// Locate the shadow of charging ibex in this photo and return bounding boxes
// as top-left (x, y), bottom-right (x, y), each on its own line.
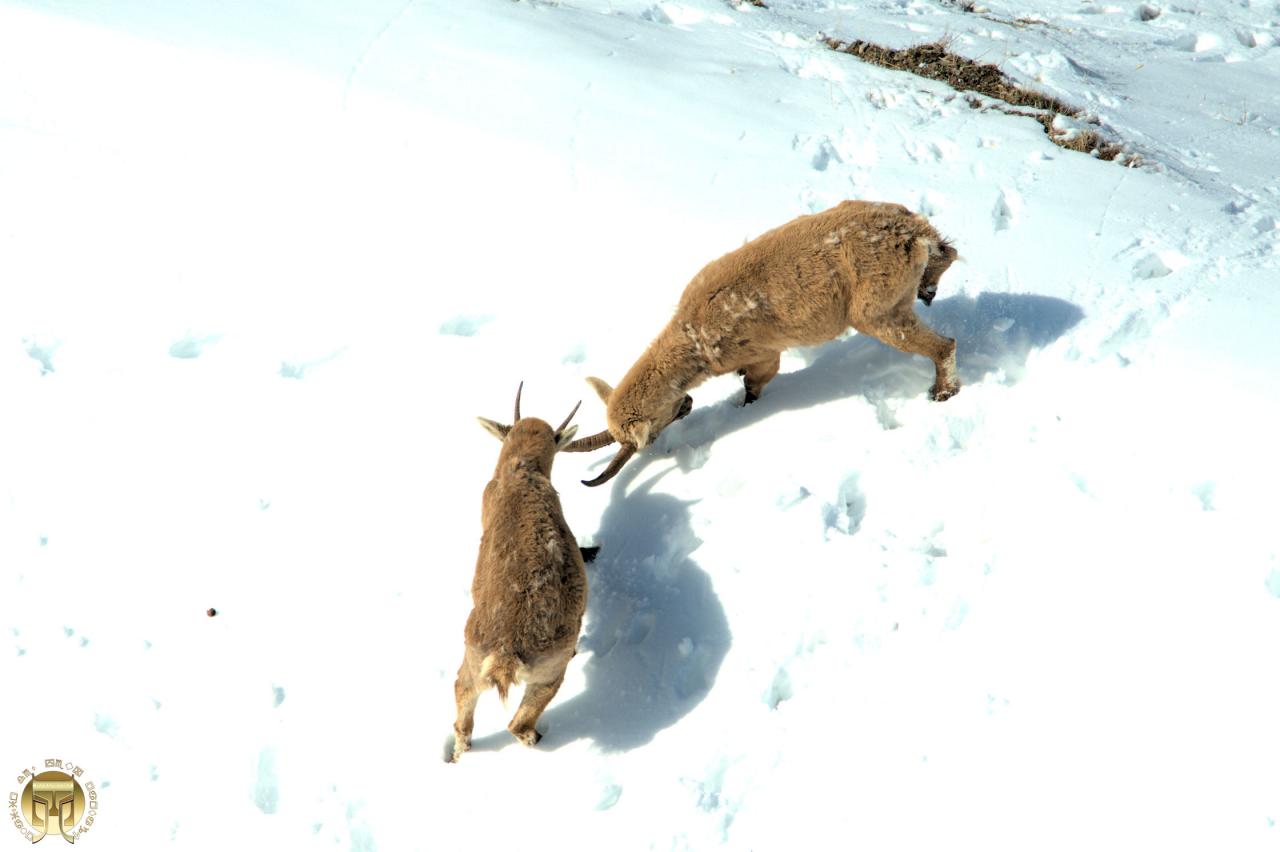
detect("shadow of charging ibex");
top-left (607, 292), bottom-right (1085, 465)
top-left (530, 465), bottom-right (731, 752)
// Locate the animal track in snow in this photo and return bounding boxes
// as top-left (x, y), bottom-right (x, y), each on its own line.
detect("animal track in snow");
top-left (810, 138), bottom-right (839, 171)
top-left (93, 713), bottom-right (119, 737)
top-left (764, 31), bottom-right (808, 50)
top-left (905, 138), bottom-right (957, 164)
top-left (992, 187), bottom-right (1022, 232)
top-left (795, 131), bottom-right (876, 173)
top-left (1235, 29), bottom-right (1276, 49)
top-left (1132, 249), bottom-right (1190, 279)
top-left (279, 348), bottom-right (346, 380)
top-left (672, 636), bottom-right (715, 699)
top-left (916, 189), bottom-right (948, 217)
top-left (764, 664), bottom-right (793, 709)
top-left (1170, 33), bottom-right (1223, 53)
top-left (623, 610), bottom-right (657, 645)
top-left (253, 747), bottom-right (279, 814)
top-left (1266, 568), bottom-right (1280, 599)
top-left (944, 598), bottom-right (970, 630)
top-left (865, 86), bottom-right (906, 110)
top-left (438, 313), bottom-right (494, 336)
top-left (641, 4), bottom-right (730, 27)
top-left (1136, 4), bottom-right (1161, 22)
top-left (821, 474), bottom-right (866, 539)
top-left (595, 782), bottom-right (623, 811)
top-left (168, 332), bottom-right (222, 359)
top-left (23, 337), bottom-right (58, 374)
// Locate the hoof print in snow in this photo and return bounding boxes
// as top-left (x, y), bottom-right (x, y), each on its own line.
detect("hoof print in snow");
top-left (438, 313), bottom-right (495, 337)
top-left (253, 748), bottom-right (279, 814)
top-left (595, 783), bottom-right (623, 811)
top-left (641, 4), bottom-right (707, 28)
top-left (1132, 249), bottom-right (1189, 279)
top-left (992, 188), bottom-right (1021, 232)
top-left (93, 713), bottom-right (119, 738)
top-left (765, 665), bottom-right (794, 709)
top-left (822, 476), bottom-right (866, 538)
top-left (23, 338), bottom-right (59, 375)
top-left (168, 333), bottom-right (221, 360)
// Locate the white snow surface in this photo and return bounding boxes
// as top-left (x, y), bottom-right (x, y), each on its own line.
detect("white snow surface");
top-left (2, 0), bottom-right (1279, 849)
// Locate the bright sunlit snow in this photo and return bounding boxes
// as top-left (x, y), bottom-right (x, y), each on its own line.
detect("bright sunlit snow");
top-left (2, 0), bottom-right (1278, 849)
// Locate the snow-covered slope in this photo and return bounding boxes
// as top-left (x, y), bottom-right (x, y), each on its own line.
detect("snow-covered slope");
top-left (2, 1), bottom-right (1278, 849)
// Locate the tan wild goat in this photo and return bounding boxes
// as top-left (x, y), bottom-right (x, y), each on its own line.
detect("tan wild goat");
top-left (451, 384), bottom-right (586, 762)
top-left (565, 200), bottom-right (959, 486)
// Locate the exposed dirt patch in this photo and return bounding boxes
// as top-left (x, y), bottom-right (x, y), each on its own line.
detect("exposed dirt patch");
top-left (825, 37), bottom-right (1133, 164)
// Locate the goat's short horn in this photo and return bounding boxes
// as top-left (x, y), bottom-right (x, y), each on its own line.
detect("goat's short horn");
top-left (513, 381), bottom-right (524, 423)
top-left (556, 400), bottom-right (582, 435)
top-left (561, 429), bottom-right (616, 453)
top-left (581, 444), bottom-right (636, 487)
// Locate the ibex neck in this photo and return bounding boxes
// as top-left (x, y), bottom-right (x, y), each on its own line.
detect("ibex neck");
top-left (650, 325), bottom-right (709, 392)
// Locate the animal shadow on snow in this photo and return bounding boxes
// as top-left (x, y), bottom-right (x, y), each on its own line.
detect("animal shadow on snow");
top-left (628, 291), bottom-right (1084, 459)
top-left (467, 465), bottom-right (731, 754)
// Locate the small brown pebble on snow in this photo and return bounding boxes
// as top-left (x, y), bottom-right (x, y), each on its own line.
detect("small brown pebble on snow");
top-left (207, 608), bottom-right (217, 617)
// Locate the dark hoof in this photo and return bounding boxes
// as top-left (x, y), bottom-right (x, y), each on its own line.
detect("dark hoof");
top-left (533, 730), bottom-right (543, 745)
top-left (674, 394), bottom-right (693, 421)
top-left (579, 545), bottom-right (600, 563)
top-left (930, 384), bottom-right (960, 402)
top-left (742, 390), bottom-right (758, 406)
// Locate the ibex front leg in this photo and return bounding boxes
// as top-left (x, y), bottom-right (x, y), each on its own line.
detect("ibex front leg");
top-left (855, 304), bottom-right (959, 402)
top-left (450, 650), bottom-right (482, 762)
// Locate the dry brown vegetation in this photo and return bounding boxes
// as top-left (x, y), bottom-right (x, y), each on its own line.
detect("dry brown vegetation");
top-left (825, 37), bottom-right (1132, 164)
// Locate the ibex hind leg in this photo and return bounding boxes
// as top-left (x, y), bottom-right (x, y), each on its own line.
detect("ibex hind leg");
top-left (506, 647), bottom-right (575, 747)
top-left (739, 353), bottom-right (781, 405)
top-left (507, 671), bottom-right (567, 747)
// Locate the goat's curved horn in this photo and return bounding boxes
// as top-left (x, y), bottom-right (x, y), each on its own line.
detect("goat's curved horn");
top-left (561, 429), bottom-right (616, 453)
top-left (556, 400), bottom-right (582, 435)
top-left (581, 444), bottom-right (636, 487)
top-left (513, 381), bottom-right (524, 423)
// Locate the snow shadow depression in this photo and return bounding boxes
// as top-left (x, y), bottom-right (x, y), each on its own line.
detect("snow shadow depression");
top-left (539, 466), bottom-right (730, 752)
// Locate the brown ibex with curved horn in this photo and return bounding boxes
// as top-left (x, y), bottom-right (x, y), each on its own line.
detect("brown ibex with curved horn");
top-left (564, 200), bottom-right (959, 486)
top-left (450, 383), bottom-right (587, 762)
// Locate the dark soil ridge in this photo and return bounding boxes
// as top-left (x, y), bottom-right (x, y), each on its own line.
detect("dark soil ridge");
top-left (824, 37), bottom-right (1133, 164)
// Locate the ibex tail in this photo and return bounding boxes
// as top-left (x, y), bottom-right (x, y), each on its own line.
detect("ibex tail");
top-left (479, 651), bottom-right (520, 706)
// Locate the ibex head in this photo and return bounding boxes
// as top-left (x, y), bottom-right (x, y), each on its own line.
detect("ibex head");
top-left (477, 382), bottom-right (581, 476)
top-left (561, 375), bottom-right (692, 487)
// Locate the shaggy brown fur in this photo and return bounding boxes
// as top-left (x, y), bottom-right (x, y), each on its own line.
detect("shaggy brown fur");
top-left (566, 200), bottom-right (959, 486)
top-left (450, 392), bottom-right (586, 762)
